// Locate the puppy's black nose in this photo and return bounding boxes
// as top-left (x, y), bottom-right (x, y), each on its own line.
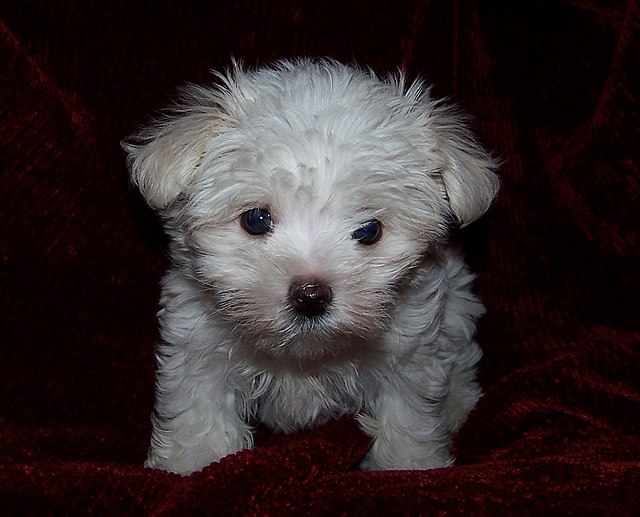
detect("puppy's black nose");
top-left (289, 280), bottom-right (333, 317)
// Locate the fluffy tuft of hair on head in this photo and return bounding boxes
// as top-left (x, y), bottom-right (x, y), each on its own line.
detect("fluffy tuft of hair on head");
top-left (124, 58), bottom-right (498, 222)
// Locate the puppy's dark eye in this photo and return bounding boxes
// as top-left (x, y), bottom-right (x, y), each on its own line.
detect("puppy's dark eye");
top-left (240, 208), bottom-right (273, 235)
top-left (352, 219), bottom-right (383, 245)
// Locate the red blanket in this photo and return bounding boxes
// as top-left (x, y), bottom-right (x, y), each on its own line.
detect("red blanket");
top-left (2, 1), bottom-right (638, 514)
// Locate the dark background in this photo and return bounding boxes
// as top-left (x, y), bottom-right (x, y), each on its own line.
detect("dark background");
top-left (1, 1), bottom-right (638, 513)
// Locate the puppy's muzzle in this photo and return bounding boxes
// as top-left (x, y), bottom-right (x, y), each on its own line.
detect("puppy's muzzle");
top-left (289, 280), bottom-right (332, 317)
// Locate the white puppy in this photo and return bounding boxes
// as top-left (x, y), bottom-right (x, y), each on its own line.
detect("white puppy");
top-left (123, 59), bottom-right (499, 475)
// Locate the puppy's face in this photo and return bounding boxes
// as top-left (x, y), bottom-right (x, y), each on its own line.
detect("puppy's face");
top-left (124, 60), bottom-right (498, 362)
top-left (180, 120), bottom-right (448, 361)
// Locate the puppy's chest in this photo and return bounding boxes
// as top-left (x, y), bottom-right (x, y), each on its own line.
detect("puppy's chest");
top-left (247, 368), bottom-right (372, 433)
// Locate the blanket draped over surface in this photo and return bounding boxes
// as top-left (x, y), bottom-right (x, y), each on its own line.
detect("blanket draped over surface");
top-left (1, 1), bottom-right (638, 514)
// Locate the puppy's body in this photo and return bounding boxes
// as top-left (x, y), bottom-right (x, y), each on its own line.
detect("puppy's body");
top-left (125, 59), bottom-right (498, 475)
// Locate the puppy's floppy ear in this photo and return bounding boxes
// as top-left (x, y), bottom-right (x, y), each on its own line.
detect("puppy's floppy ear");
top-left (122, 85), bottom-right (234, 210)
top-left (430, 105), bottom-right (500, 227)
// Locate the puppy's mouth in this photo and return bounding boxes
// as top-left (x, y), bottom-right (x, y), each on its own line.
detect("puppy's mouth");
top-left (287, 311), bottom-right (335, 338)
top-left (212, 277), bottom-right (393, 361)
top-left (267, 313), bottom-right (371, 364)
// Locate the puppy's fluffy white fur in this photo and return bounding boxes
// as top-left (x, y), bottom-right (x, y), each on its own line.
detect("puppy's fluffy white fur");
top-left (123, 59), bottom-right (499, 475)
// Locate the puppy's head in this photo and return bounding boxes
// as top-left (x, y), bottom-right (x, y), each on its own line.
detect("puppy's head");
top-left (123, 59), bottom-right (498, 362)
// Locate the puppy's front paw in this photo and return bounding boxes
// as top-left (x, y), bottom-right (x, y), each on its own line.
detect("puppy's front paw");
top-left (359, 443), bottom-right (453, 471)
top-left (357, 412), bottom-right (454, 471)
top-left (146, 420), bottom-right (253, 475)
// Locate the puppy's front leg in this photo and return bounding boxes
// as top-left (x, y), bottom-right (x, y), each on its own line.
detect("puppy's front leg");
top-left (358, 379), bottom-right (454, 471)
top-left (146, 271), bottom-right (253, 475)
top-left (146, 358), bottom-right (252, 475)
